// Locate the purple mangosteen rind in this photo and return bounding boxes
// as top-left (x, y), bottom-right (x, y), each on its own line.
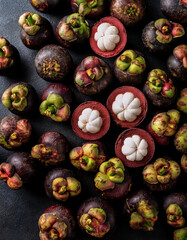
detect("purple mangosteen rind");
top-left (109, 0), bottom-right (146, 27)
top-left (30, 0), bottom-right (61, 13)
top-left (74, 56), bottom-right (113, 96)
top-left (160, 0), bottom-right (187, 24)
top-left (34, 44), bottom-right (73, 82)
top-left (2, 82), bottom-right (37, 116)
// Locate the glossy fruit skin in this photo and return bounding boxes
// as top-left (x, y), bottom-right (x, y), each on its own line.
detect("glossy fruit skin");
top-left (31, 131), bottom-right (69, 166)
top-left (30, 0), bottom-right (61, 13)
top-left (38, 204), bottom-right (76, 240)
top-left (0, 115), bottom-right (32, 150)
top-left (160, 0), bottom-right (187, 24)
top-left (34, 44), bottom-right (73, 82)
top-left (44, 168), bottom-right (81, 201)
top-left (110, 0), bottom-right (146, 27)
top-left (2, 82), bottom-right (37, 116)
top-left (77, 197), bottom-right (116, 237)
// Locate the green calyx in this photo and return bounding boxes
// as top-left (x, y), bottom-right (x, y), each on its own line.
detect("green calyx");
top-left (77, 0), bottom-right (103, 16)
top-left (177, 88), bottom-right (187, 114)
top-left (181, 154), bottom-right (187, 173)
top-left (80, 155), bottom-right (96, 171)
top-left (116, 50), bottom-right (146, 74)
top-left (147, 69), bottom-right (167, 94)
top-left (166, 204), bottom-right (185, 228)
top-left (94, 158), bottom-right (125, 191)
top-left (174, 227), bottom-right (187, 240)
top-left (130, 200), bottom-right (158, 231)
top-left (80, 208), bottom-right (110, 238)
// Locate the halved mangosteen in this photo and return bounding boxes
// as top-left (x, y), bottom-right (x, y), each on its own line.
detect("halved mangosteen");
top-left (38, 204), bottom-right (76, 240)
top-left (90, 16), bottom-right (127, 58)
top-left (69, 141), bottom-right (107, 171)
top-left (142, 18), bottom-right (185, 53)
top-left (114, 49), bottom-right (146, 86)
top-left (71, 101), bottom-right (110, 140)
top-left (160, 0), bottom-right (187, 24)
top-left (143, 157), bottom-right (181, 191)
top-left (163, 192), bottom-right (187, 228)
top-left (123, 189), bottom-right (159, 231)
top-left (106, 86), bottom-right (148, 128)
top-left (94, 157), bottom-right (132, 199)
top-left (77, 197), bottom-right (116, 238)
top-left (115, 128), bottom-right (155, 168)
top-left (74, 56), bottom-right (112, 95)
top-left (39, 83), bottom-right (73, 122)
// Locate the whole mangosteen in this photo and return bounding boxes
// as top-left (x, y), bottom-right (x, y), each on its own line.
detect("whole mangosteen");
top-left (45, 168), bottom-right (81, 202)
top-left (123, 189), bottom-right (159, 231)
top-left (2, 82), bottom-right (37, 116)
top-left (142, 18), bottom-right (185, 53)
top-left (69, 141), bottom-right (107, 171)
top-left (39, 83), bottom-right (73, 122)
top-left (143, 69), bottom-right (176, 108)
top-left (174, 124), bottom-right (187, 154)
top-left (114, 49), bottom-right (146, 86)
top-left (74, 56), bottom-right (112, 95)
top-left (174, 227), bottom-right (187, 240)
top-left (38, 205), bottom-right (76, 240)
top-left (34, 44), bottom-right (73, 82)
top-left (160, 0), bottom-right (187, 24)
top-left (31, 131), bottom-right (69, 166)
top-left (77, 197), bottom-right (116, 238)
top-left (143, 157), bottom-right (181, 191)
top-left (71, 0), bottom-right (106, 19)
top-left (18, 12), bottom-right (53, 49)
top-left (0, 115), bottom-right (32, 150)
top-left (110, 0), bottom-right (146, 27)
top-left (163, 192), bottom-right (187, 228)
top-left (30, 0), bottom-right (62, 13)
top-left (55, 13), bottom-right (90, 49)
top-left (94, 157), bottom-right (132, 199)
top-left (0, 152), bottom-right (38, 190)
top-left (167, 45), bottom-right (187, 84)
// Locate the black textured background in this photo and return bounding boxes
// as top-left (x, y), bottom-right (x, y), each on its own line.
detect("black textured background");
top-left (0, 0), bottom-right (186, 240)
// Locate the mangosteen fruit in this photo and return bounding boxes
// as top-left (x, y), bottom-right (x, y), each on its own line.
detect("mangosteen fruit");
top-left (30, 0), bottom-right (61, 13)
top-left (163, 192), bottom-right (187, 228)
top-left (39, 83), bottom-right (73, 122)
top-left (143, 69), bottom-right (176, 108)
top-left (55, 13), bottom-right (90, 49)
top-left (77, 197), bottom-right (116, 237)
top-left (38, 205), bottom-right (76, 240)
top-left (0, 152), bottom-right (38, 190)
top-left (114, 49), bottom-right (146, 86)
top-left (69, 141), bottom-right (107, 171)
top-left (110, 0), bottom-right (146, 27)
top-left (0, 115), bottom-right (32, 150)
top-left (45, 168), bottom-right (81, 202)
top-left (106, 86), bottom-right (148, 128)
top-left (143, 157), bottom-right (181, 191)
top-left (71, 101), bottom-right (110, 140)
top-left (115, 128), bottom-right (155, 168)
top-left (142, 18), bottom-right (185, 53)
top-left (18, 12), bottom-right (53, 49)
top-left (177, 88), bottom-right (187, 114)
top-left (174, 227), bottom-right (187, 240)
top-left (34, 44), bottom-right (73, 82)
top-left (94, 157), bottom-right (132, 199)
top-left (146, 110), bottom-right (180, 146)
top-left (160, 0), bottom-right (187, 24)
top-left (90, 16), bottom-right (127, 58)
top-left (74, 56), bottom-right (112, 95)
top-left (2, 82), bottom-right (37, 116)
top-left (71, 0), bottom-right (106, 19)
top-left (123, 189), bottom-right (159, 231)
top-left (167, 45), bottom-right (187, 83)
top-left (181, 154), bottom-right (187, 173)
top-left (174, 124), bottom-right (187, 154)
top-left (0, 37), bottom-right (19, 73)
top-left (31, 131), bottom-right (69, 166)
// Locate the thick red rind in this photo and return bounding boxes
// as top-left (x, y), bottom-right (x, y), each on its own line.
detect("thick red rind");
top-left (106, 86), bottom-right (148, 128)
top-left (115, 128), bottom-right (155, 168)
top-left (71, 101), bottom-right (110, 140)
top-left (90, 16), bottom-right (127, 58)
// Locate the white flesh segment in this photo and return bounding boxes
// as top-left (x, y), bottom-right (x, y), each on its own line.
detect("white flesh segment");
top-left (132, 135), bottom-right (141, 146)
top-left (97, 23), bottom-right (111, 35)
top-left (124, 137), bottom-right (137, 148)
top-left (97, 37), bottom-right (106, 51)
top-left (105, 26), bottom-right (119, 35)
top-left (122, 92), bottom-right (134, 108)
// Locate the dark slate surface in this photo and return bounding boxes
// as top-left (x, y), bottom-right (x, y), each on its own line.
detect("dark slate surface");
top-left (0, 0), bottom-right (186, 240)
